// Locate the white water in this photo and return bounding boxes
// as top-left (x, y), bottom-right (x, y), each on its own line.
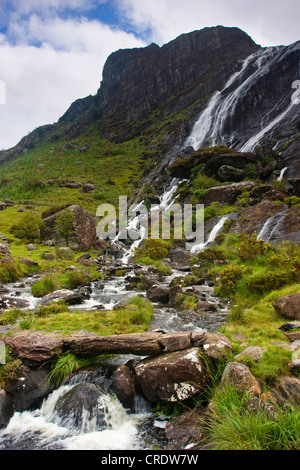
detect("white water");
top-left (186, 46), bottom-right (297, 152)
top-left (256, 211), bottom-right (287, 243)
top-left (190, 215), bottom-right (230, 254)
top-left (0, 378), bottom-right (150, 450)
top-left (277, 167), bottom-right (288, 182)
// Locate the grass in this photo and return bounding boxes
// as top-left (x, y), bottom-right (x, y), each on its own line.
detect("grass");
top-left (207, 384), bottom-right (300, 450)
top-left (17, 295), bottom-right (153, 336)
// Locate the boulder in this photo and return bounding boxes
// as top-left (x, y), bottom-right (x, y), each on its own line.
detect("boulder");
top-left (158, 332), bottom-right (192, 352)
top-left (111, 364), bottom-right (138, 410)
top-left (220, 362), bottom-right (261, 397)
top-left (4, 330), bottom-right (64, 366)
top-left (39, 289), bottom-right (84, 306)
top-left (165, 408), bottom-right (208, 450)
top-left (54, 383), bottom-right (105, 431)
top-left (235, 346), bottom-right (266, 362)
top-left (0, 296), bottom-right (30, 310)
top-left (5, 364), bottom-right (55, 412)
top-left (217, 165), bottom-right (245, 182)
top-left (200, 332), bottom-right (233, 361)
top-left (146, 285), bottom-right (170, 303)
top-left (276, 376), bottom-right (300, 406)
top-left (135, 348), bottom-right (207, 403)
top-left (42, 204), bottom-right (96, 251)
top-left (201, 181), bottom-right (254, 206)
top-left (273, 293), bottom-right (300, 321)
top-left (0, 390), bottom-right (14, 428)
top-left (196, 300), bottom-right (218, 312)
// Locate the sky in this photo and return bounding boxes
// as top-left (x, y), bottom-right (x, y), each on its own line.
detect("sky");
top-left (0, 0), bottom-right (300, 150)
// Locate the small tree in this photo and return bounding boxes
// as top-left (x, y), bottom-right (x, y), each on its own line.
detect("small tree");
top-left (13, 212), bottom-right (45, 241)
top-left (55, 210), bottom-right (75, 246)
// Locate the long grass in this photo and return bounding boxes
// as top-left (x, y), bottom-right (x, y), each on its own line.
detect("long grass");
top-left (207, 385), bottom-right (300, 450)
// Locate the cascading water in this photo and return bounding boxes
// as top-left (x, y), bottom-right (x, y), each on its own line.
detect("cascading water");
top-left (185, 45), bottom-right (299, 152)
top-left (0, 370), bottom-right (151, 450)
top-left (256, 210), bottom-right (287, 243)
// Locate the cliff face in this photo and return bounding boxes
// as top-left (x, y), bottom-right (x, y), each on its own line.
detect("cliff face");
top-left (94, 26), bottom-right (260, 141)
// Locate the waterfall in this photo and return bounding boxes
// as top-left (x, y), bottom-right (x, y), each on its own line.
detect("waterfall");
top-left (190, 215), bottom-right (230, 255)
top-left (256, 211), bottom-right (287, 243)
top-left (185, 45), bottom-right (297, 152)
top-left (119, 178), bottom-right (180, 264)
top-left (277, 167), bottom-right (288, 182)
top-left (0, 372), bottom-right (151, 451)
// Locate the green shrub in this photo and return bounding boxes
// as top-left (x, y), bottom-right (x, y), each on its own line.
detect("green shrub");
top-left (12, 212), bottom-right (45, 241)
top-left (238, 234), bottom-right (275, 261)
top-left (216, 264), bottom-right (254, 297)
top-left (284, 196), bottom-right (300, 207)
top-left (67, 271), bottom-right (90, 289)
top-left (55, 210), bottom-right (75, 246)
top-left (0, 259), bottom-right (21, 283)
top-left (31, 275), bottom-right (59, 298)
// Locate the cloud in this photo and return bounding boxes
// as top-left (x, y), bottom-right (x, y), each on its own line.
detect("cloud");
top-left (116, 0), bottom-right (300, 47)
top-left (0, 13), bottom-right (145, 149)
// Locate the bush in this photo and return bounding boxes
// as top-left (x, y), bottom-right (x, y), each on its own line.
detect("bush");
top-left (67, 271), bottom-right (90, 289)
top-left (238, 234), bottom-right (275, 261)
top-left (31, 275), bottom-right (59, 298)
top-left (55, 210), bottom-right (75, 246)
top-left (0, 259), bottom-right (21, 283)
top-left (217, 264), bottom-right (254, 296)
top-left (246, 268), bottom-right (300, 293)
top-left (136, 239), bottom-right (171, 261)
top-left (12, 212), bottom-right (45, 241)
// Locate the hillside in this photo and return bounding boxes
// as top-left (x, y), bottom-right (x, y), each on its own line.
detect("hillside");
top-left (0, 26), bottom-right (300, 451)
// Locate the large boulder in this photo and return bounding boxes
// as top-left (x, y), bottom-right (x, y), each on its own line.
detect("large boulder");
top-left (5, 364), bottom-right (55, 411)
top-left (42, 205), bottom-right (96, 251)
top-left (53, 383), bottom-right (105, 432)
top-left (4, 330), bottom-right (64, 366)
top-left (135, 348), bottom-right (207, 403)
top-left (0, 390), bottom-right (14, 428)
top-left (38, 289), bottom-right (85, 306)
top-left (146, 285), bottom-right (170, 303)
top-left (111, 363), bottom-right (139, 410)
top-left (273, 293), bottom-right (300, 321)
top-left (165, 408), bottom-right (208, 450)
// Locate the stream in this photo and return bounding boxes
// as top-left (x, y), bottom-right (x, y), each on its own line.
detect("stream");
top-left (0, 181), bottom-right (230, 451)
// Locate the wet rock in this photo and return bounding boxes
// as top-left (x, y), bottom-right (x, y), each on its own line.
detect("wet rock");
top-left (135, 348), bottom-right (207, 403)
top-left (169, 285), bottom-right (182, 306)
top-left (0, 390), bottom-right (14, 428)
top-left (196, 300), bottom-right (218, 312)
top-left (220, 362), bottom-right (261, 397)
top-left (146, 285), bottom-right (170, 303)
top-left (112, 364), bottom-right (138, 410)
top-left (0, 296), bottom-right (30, 310)
top-left (273, 293), bottom-right (300, 321)
top-left (39, 289), bottom-right (84, 306)
top-left (248, 184), bottom-right (288, 205)
top-left (54, 383), bottom-right (105, 431)
top-left (201, 181), bottom-right (254, 206)
top-left (5, 364), bottom-right (55, 412)
top-left (94, 237), bottom-right (108, 252)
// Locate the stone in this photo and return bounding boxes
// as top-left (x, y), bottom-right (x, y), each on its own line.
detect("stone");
top-left (235, 346), bottom-right (266, 362)
top-left (201, 332), bottom-right (233, 361)
top-left (54, 383), bottom-right (105, 431)
top-left (165, 409), bottom-right (208, 450)
top-left (0, 390), bottom-right (14, 428)
top-left (94, 237), bottom-right (108, 252)
top-left (42, 204), bottom-right (96, 251)
top-left (146, 285), bottom-right (170, 303)
top-left (221, 362), bottom-right (261, 397)
top-left (0, 296), bottom-right (30, 310)
top-left (135, 348), bottom-right (207, 403)
top-left (18, 257), bottom-right (39, 267)
top-left (111, 364), bottom-right (137, 410)
top-left (39, 289), bottom-right (84, 306)
top-left (158, 332), bottom-right (192, 352)
top-left (196, 300), bottom-right (217, 312)
top-left (217, 165), bottom-right (245, 182)
top-left (5, 364), bottom-right (55, 412)
top-left (4, 330), bottom-right (64, 366)
top-left (273, 293), bottom-right (300, 321)
top-left (169, 285), bottom-right (183, 306)
top-left (64, 330), bottom-right (163, 357)
top-left (276, 376), bottom-right (300, 406)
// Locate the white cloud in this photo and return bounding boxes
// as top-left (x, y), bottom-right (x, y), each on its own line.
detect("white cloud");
top-left (116, 0), bottom-right (300, 47)
top-left (0, 14), bottom-right (145, 149)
